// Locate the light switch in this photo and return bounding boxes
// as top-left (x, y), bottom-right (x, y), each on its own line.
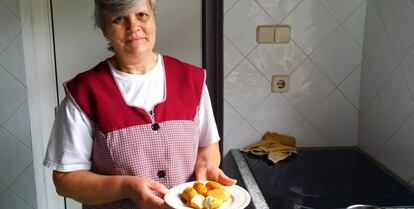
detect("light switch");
top-left (274, 25), bottom-right (291, 43)
top-left (256, 25), bottom-right (274, 43)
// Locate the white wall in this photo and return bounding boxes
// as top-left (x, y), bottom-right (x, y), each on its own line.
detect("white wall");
top-left (358, 0), bottom-right (414, 188)
top-left (223, 0), bottom-right (366, 154)
top-left (0, 0), bottom-right (37, 208)
top-left (223, 0), bottom-right (414, 188)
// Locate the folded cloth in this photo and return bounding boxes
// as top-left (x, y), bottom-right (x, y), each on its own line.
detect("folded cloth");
top-left (241, 131), bottom-right (297, 163)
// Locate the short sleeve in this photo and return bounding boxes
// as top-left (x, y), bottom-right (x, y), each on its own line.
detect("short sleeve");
top-left (43, 96), bottom-right (93, 172)
top-left (198, 83), bottom-right (220, 147)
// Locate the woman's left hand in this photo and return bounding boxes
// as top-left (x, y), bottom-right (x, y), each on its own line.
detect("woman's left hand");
top-left (194, 163), bottom-right (237, 186)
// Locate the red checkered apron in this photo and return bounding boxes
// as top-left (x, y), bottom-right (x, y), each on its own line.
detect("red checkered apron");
top-left (65, 55), bottom-right (205, 209)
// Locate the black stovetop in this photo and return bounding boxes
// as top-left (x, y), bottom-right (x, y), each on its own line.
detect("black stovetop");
top-left (243, 148), bottom-right (414, 209)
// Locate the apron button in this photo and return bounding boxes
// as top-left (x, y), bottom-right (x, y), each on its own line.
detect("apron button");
top-left (151, 123), bottom-right (160, 131)
top-left (157, 170), bottom-right (166, 178)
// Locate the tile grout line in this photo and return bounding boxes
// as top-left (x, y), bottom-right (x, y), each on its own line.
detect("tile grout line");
top-left (340, 0), bottom-right (367, 49)
top-left (223, 34), bottom-right (248, 79)
top-left (0, 31), bottom-right (27, 88)
top-left (223, 0), bottom-right (240, 16)
top-left (372, 109), bottom-right (414, 159)
top-left (1, 98), bottom-right (32, 151)
top-left (0, 0), bottom-right (20, 20)
top-left (7, 162), bottom-right (36, 209)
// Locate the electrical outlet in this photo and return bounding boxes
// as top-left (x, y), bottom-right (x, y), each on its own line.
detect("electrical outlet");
top-left (272, 75), bottom-right (289, 93)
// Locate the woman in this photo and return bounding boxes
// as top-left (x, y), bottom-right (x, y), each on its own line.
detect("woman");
top-left (43, 0), bottom-right (236, 209)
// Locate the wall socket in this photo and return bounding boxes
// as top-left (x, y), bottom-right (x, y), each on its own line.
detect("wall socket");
top-left (272, 75), bottom-right (289, 93)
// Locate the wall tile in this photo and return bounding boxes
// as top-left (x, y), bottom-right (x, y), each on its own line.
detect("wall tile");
top-left (247, 94), bottom-right (303, 136)
top-left (0, 0), bottom-right (20, 18)
top-left (375, 134), bottom-right (401, 179)
top-left (0, 182), bottom-right (5, 194)
top-left (284, 59), bottom-right (335, 116)
top-left (255, 0), bottom-right (302, 23)
top-left (224, 59), bottom-right (270, 117)
top-left (223, 100), bottom-right (243, 139)
top-left (223, 120), bottom-right (261, 156)
top-left (358, 97), bottom-right (387, 156)
top-left (365, 29), bottom-right (398, 89)
top-left (359, 69), bottom-right (414, 156)
top-left (374, 0), bottom-right (399, 23)
top-left (284, 0), bottom-right (339, 54)
top-left (0, 66), bottom-right (27, 124)
top-left (248, 41), bottom-right (306, 79)
top-left (0, 128), bottom-right (32, 186)
top-left (320, 0), bottom-right (364, 23)
top-left (339, 66), bottom-right (361, 109)
top-left (224, 0), bottom-right (365, 157)
top-left (10, 164), bottom-right (37, 209)
top-left (0, 34), bottom-right (26, 86)
top-left (362, 0), bottom-right (383, 57)
top-left (378, 68), bottom-right (414, 135)
top-left (400, 46), bottom-right (414, 99)
top-left (0, 4), bottom-right (20, 53)
top-left (335, 124), bottom-right (358, 146)
top-left (223, 0), bottom-right (239, 14)
top-left (4, 101), bottom-right (31, 148)
top-left (384, 0), bottom-right (414, 62)
top-left (289, 119), bottom-right (330, 147)
top-left (0, 190), bottom-right (33, 209)
top-left (223, 36), bottom-right (244, 78)
top-left (0, 1), bottom-right (35, 208)
top-left (359, 60), bottom-right (378, 115)
top-left (310, 27), bottom-right (362, 85)
top-left (307, 90), bottom-right (358, 145)
top-left (342, 1), bottom-right (367, 47)
top-left (379, 112), bottom-right (414, 183)
top-left (224, 0), bottom-right (274, 55)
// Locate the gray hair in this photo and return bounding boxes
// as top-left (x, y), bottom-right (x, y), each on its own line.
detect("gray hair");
top-left (94, 0), bottom-right (157, 30)
top-left (94, 0), bottom-right (157, 51)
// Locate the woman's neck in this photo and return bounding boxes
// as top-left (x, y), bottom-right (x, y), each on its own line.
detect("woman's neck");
top-left (111, 52), bottom-right (158, 75)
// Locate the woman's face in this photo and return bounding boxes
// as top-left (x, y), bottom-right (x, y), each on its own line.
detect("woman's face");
top-left (104, 4), bottom-right (156, 58)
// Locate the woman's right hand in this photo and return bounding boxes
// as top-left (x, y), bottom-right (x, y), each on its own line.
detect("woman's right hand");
top-left (124, 176), bottom-right (169, 209)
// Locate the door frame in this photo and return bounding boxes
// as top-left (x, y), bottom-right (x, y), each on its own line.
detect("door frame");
top-left (203, 0), bottom-right (224, 157)
top-left (22, 0), bottom-right (223, 208)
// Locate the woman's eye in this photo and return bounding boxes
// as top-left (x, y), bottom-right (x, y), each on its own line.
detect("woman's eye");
top-left (137, 12), bottom-right (150, 21)
top-left (112, 16), bottom-right (125, 24)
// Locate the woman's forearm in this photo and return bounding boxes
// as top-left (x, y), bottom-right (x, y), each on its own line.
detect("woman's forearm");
top-left (194, 142), bottom-right (237, 186)
top-left (196, 142), bottom-right (221, 168)
top-left (53, 170), bottom-right (131, 205)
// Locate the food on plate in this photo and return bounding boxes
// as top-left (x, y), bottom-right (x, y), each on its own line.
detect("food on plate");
top-left (206, 181), bottom-right (225, 191)
top-left (193, 181), bottom-right (208, 196)
top-left (206, 188), bottom-right (231, 202)
top-left (181, 187), bottom-right (199, 203)
top-left (180, 181), bottom-right (231, 209)
top-left (188, 194), bottom-right (205, 209)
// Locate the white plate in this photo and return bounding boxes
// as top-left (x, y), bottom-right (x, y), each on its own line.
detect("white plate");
top-left (164, 181), bottom-right (251, 209)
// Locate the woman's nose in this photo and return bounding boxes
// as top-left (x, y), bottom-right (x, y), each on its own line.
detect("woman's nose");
top-left (128, 17), bottom-right (141, 32)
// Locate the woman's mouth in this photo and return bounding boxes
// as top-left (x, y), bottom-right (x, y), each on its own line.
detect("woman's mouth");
top-left (126, 37), bottom-right (145, 44)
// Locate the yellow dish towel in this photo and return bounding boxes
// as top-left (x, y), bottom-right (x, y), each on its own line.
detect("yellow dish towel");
top-left (241, 131), bottom-right (297, 163)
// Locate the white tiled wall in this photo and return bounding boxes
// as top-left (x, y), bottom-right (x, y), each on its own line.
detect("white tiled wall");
top-left (0, 0), bottom-right (37, 208)
top-left (224, 0), bottom-right (366, 154)
top-left (359, 0), bottom-right (414, 187)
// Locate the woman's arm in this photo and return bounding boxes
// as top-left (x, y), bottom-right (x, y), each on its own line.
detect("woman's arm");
top-left (194, 142), bottom-right (237, 186)
top-left (53, 170), bottom-right (168, 208)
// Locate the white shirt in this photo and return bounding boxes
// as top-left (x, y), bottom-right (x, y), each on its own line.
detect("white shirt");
top-left (43, 54), bottom-right (220, 172)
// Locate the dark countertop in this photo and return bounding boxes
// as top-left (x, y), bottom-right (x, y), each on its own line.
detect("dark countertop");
top-left (222, 148), bottom-right (414, 209)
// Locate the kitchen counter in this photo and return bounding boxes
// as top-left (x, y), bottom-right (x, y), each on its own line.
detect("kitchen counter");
top-left (222, 148), bottom-right (414, 209)
top-left (222, 149), bottom-right (269, 209)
